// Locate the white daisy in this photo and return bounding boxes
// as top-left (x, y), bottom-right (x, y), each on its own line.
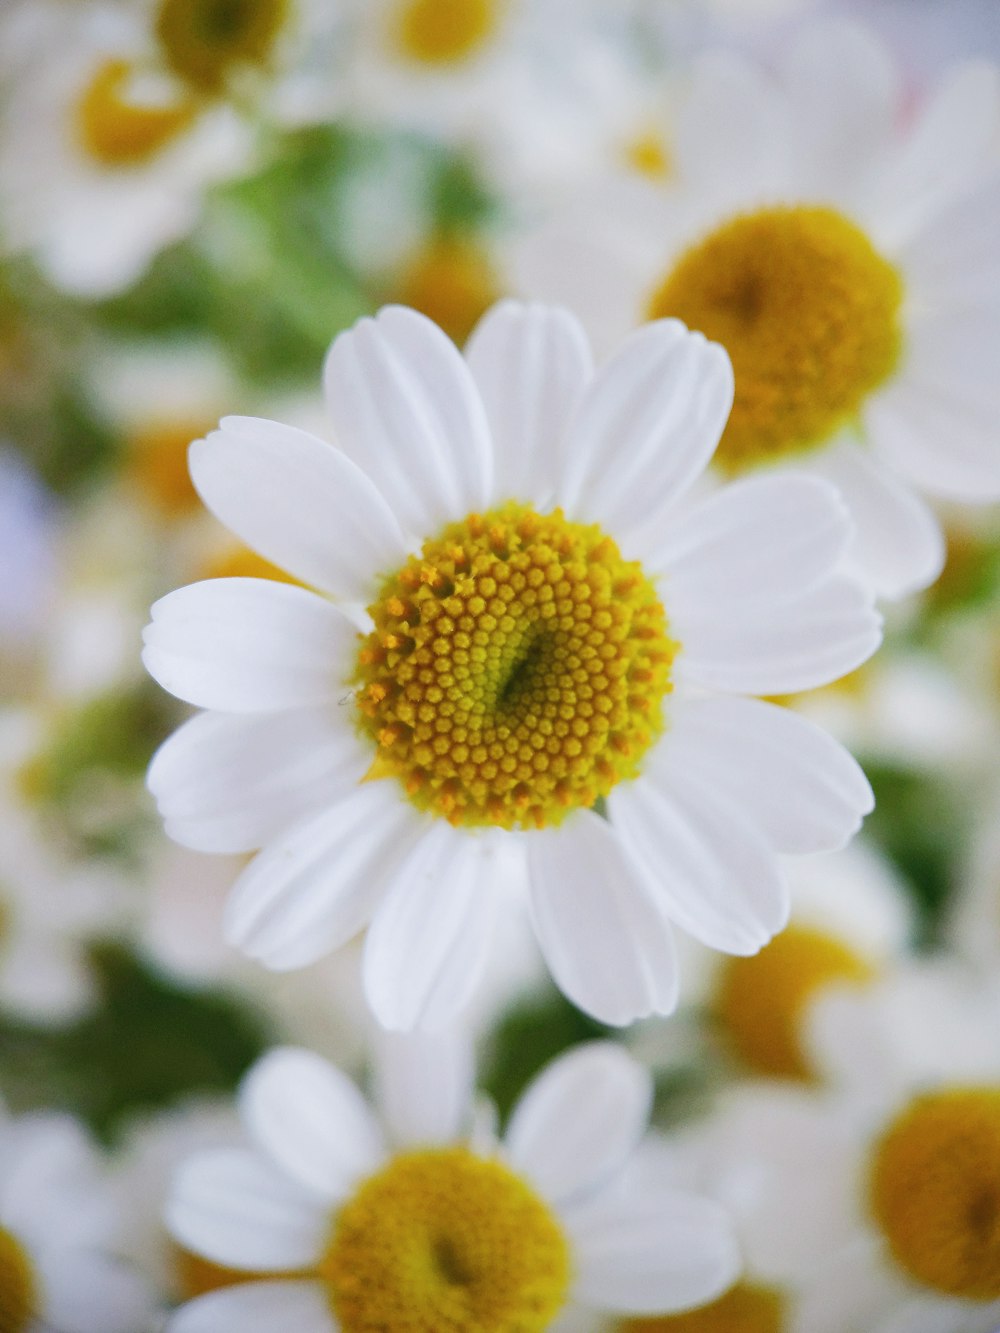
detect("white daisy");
top-left (143, 300), bottom-right (880, 1031)
top-left (514, 20), bottom-right (1000, 599)
top-left (166, 1036), bottom-right (741, 1330)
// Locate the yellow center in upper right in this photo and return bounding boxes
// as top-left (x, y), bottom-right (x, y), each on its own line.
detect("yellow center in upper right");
top-left (647, 205), bottom-right (903, 473)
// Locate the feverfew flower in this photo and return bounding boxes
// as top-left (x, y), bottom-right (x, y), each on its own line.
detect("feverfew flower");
top-left (143, 300), bottom-right (880, 1030)
top-left (515, 21), bottom-right (1000, 598)
top-left (166, 1038), bottom-right (741, 1330)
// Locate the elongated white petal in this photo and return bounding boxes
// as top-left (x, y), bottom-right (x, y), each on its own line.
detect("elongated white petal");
top-left (898, 177), bottom-right (1000, 306)
top-left (374, 1029), bottom-right (475, 1148)
top-left (465, 301), bottom-right (593, 504)
top-left (322, 306), bottom-right (492, 540)
top-left (166, 1148), bottom-right (325, 1271)
top-left (555, 322), bottom-right (733, 543)
top-left (167, 1282), bottom-right (334, 1333)
top-left (143, 579), bottom-right (356, 712)
top-left (224, 783), bottom-right (425, 970)
top-left (147, 709), bottom-right (370, 854)
top-left (189, 416), bottom-right (407, 601)
top-left (36, 1252), bottom-right (154, 1333)
top-left (240, 1048), bottom-right (384, 1200)
top-left (362, 824), bottom-right (503, 1031)
top-left (505, 1043), bottom-right (652, 1206)
top-left (656, 696), bottom-right (873, 855)
top-left (526, 812), bottom-right (679, 1026)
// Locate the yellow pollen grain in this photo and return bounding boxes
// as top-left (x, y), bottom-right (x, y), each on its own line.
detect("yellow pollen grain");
top-left (353, 503), bottom-right (675, 830)
top-left (0, 1226), bottom-right (37, 1333)
top-left (156, 0), bottom-right (289, 94)
top-left (619, 1281), bottom-right (786, 1332)
top-left (713, 925), bottom-right (874, 1080)
top-left (320, 1146), bottom-right (571, 1332)
top-left (393, 0), bottom-right (500, 66)
top-left (869, 1087), bottom-right (1000, 1300)
top-left (393, 235), bottom-right (501, 347)
top-left (76, 59), bottom-right (196, 167)
top-left (647, 205), bottom-right (904, 473)
top-left (623, 129), bottom-right (673, 181)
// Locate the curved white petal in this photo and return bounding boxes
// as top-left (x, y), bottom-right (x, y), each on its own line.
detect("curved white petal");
top-left (374, 1029), bottom-right (475, 1149)
top-left (36, 1251), bottom-right (154, 1333)
top-left (224, 783), bottom-right (425, 971)
top-left (189, 416), bottom-right (407, 601)
top-left (555, 321), bottom-right (733, 545)
top-left (465, 300), bottom-right (593, 505)
top-left (322, 305), bottom-right (492, 540)
top-left (167, 1281), bottom-right (333, 1333)
top-left (898, 177), bottom-right (1000, 307)
top-left (505, 1042), bottom-right (651, 1207)
top-left (656, 696), bottom-right (873, 855)
top-left (362, 824), bottom-right (504, 1031)
top-left (526, 812), bottom-right (679, 1026)
top-left (147, 709), bottom-right (370, 854)
top-left (142, 579), bottom-right (356, 713)
top-left (166, 1149), bottom-right (325, 1271)
top-left (239, 1048), bottom-right (385, 1201)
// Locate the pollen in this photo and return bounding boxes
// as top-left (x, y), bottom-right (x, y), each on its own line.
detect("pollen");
top-left (619, 1281), bottom-right (785, 1332)
top-left (0, 1226), bottom-right (36, 1333)
top-left (393, 0), bottom-right (500, 66)
top-left (76, 59), bottom-right (195, 167)
top-left (647, 206), bottom-right (903, 473)
top-left (155, 0), bottom-right (289, 94)
top-left (353, 503), bottom-right (675, 830)
top-left (712, 925), bottom-right (874, 1080)
top-left (320, 1146), bottom-right (571, 1332)
top-left (393, 235), bottom-right (501, 347)
top-left (869, 1087), bottom-right (1000, 1300)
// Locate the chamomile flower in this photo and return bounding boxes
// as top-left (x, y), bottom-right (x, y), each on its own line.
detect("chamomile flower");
top-left (166, 1037), bottom-right (741, 1330)
top-left (514, 20), bottom-right (1000, 599)
top-left (143, 300), bottom-right (880, 1031)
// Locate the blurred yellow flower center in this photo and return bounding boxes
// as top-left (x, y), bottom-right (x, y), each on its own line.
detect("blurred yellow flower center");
top-left (393, 236), bottom-right (501, 347)
top-left (394, 0), bottom-right (500, 66)
top-left (156, 0), bottom-right (289, 93)
top-left (713, 925), bottom-right (874, 1080)
top-left (354, 503), bottom-right (674, 830)
top-left (620, 1282), bottom-right (786, 1332)
top-left (647, 206), bottom-right (903, 473)
top-left (126, 418), bottom-right (214, 517)
top-left (623, 129), bottom-right (673, 181)
top-left (321, 1146), bottom-right (571, 1331)
top-left (0, 1227), bottom-right (36, 1333)
top-left (76, 60), bottom-right (195, 167)
top-left (869, 1087), bottom-right (1000, 1299)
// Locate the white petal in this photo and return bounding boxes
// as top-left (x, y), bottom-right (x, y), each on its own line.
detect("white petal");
top-left (555, 322), bottom-right (733, 545)
top-left (167, 1282), bottom-right (333, 1333)
top-left (374, 1029), bottom-right (475, 1148)
top-left (505, 1043), bottom-right (651, 1206)
top-left (189, 416), bottom-right (406, 601)
top-left (674, 573), bottom-right (882, 696)
top-left (526, 812), bottom-right (679, 1026)
top-left (142, 579), bottom-right (355, 712)
top-left (654, 474), bottom-right (852, 607)
top-left (166, 1148), bottom-right (325, 1271)
top-left (224, 783), bottom-right (425, 970)
top-left (807, 439), bottom-right (945, 599)
top-left (322, 305), bottom-right (492, 540)
top-left (36, 1251), bottom-right (154, 1333)
top-left (608, 768), bottom-right (788, 954)
top-left (239, 1048), bottom-right (385, 1200)
top-left (898, 177), bottom-right (1000, 306)
top-left (147, 709), bottom-right (370, 854)
top-left (464, 300), bottom-right (593, 505)
top-left (567, 1186), bottom-right (740, 1315)
top-left (362, 825), bottom-right (503, 1031)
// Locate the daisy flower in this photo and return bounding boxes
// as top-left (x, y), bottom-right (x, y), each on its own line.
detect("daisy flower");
top-left (143, 300), bottom-right (880, 1031)
top-left (166, 1036), bottom-right (741, 1330)
top-left (514, 20), bottom-right (1000, 598)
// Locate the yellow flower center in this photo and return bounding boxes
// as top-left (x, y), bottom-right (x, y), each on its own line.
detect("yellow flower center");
top-left (393, 0), bottom-right (501, 66)
top-left (172, 1244), bottom-right (301, 1299)
top-left (354, 503), bottom-right (674, 830)
top-left (647, 206), bottom-right (904, 473)
top-left (126, 418), bottom-right (215, 517)
top-left (712, 925), bottom-right (874, 1080)
top-left (76, 59), bottom-right (196, 167)
top-left (869, 1087), bottom-right (1000, 1300)
top-left (0, 1227), bottom-right (36, 1333)
top-left (320, 1146), bottom-right (571, 1332)
top-left (623, 129), bottom-right (673, 181)
top-left (619, 1282), bottom-right (786, 1332)
top-left (195, 544), bottom-right (300, 584)
top-left (392, 236), bottom-right (501, 348)
top-left (155, 0), bottom-right (289, 93)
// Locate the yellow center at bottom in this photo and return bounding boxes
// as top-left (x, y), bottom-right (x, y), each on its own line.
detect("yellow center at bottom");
top-left (0, 1227), bottom-right (36, 1333)
top-left (620, 1282), bottom-right (785, 1332)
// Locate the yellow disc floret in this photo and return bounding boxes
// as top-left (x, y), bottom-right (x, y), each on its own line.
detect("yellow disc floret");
top-left (393, 235), bottom-right (501, 347)
top-left (713, 925), bottom-right (874, 1080)
top-left (869, 1087), bottom-right (1000, 1300)
top-left (156, 0), bottom-right (289, 93)
top-left (0, 1227), bottom-right (37, 1333)
top-left (76, 59), bottom-right (195, 167)
top-left (647, 206), bottom-right (903, 472)
top-left (354, 503), bottom-right (675, 830)
top-left (394, 0), bottom-right (500, 66)
top-left (619, 1281), bottom-right (786, 1332)
top-left (321, 1146), bottom-right (571, 1332)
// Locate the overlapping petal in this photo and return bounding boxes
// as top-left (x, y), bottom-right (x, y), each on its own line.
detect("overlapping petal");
top-left (167, 1282), bottom-right (333, 1333)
